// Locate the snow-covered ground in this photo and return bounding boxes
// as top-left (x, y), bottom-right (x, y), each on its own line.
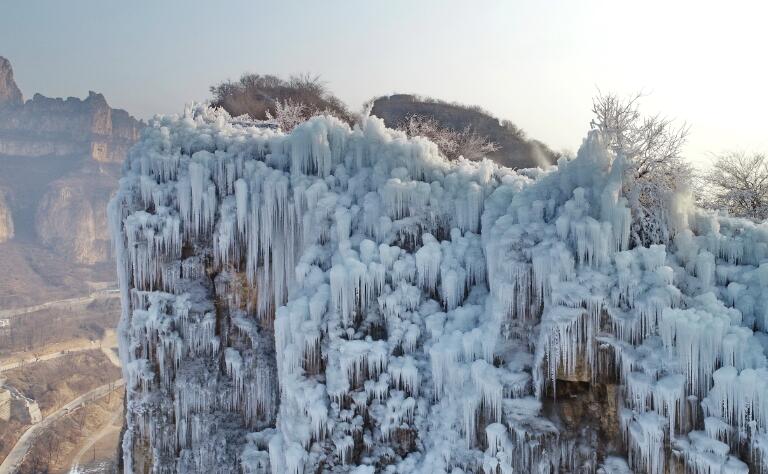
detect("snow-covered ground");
top-left (109, 106), bottom-right (768, 473)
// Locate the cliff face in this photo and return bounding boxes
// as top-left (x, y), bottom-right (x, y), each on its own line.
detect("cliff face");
top-left (111, 107), bottom-right (767, 474)
top-left (35, 172), bottom-right (114, 264)
top-left (0, 187), bottom-right (14, 243)
top-left (0, 56), bottom-right (142, 306)
top-left (0, 57), bottom-right (23, 107)
top-left (0, 91), bottom-right (141, 162)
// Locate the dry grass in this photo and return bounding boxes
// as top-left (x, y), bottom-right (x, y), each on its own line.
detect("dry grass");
top-left (0, 418), bottom-right (26, 464)
top-left (2, 350), bottom-right (121, 415)
top-left (0, 297), bottom-right (120, 357)
top-left (17, 388), bottom-right (123, 474)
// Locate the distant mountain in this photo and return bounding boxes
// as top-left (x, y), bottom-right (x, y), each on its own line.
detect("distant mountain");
top-left (0, 57), bottom-right (23, 107)
top-left (0, 90), bottom-right (140, 162)
top-left (0, 56), bottom-right (142, 307)
top-left (371, 94), bottom-right (558, 168)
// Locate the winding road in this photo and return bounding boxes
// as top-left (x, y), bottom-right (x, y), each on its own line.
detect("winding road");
top-left (0, 330), bottom-right (120, 373)
top-left (0, 289), bottom-right (119, 320)
top-left (0, 380), bottom-right (125, 474)
top-left (69, 408), bottom-right (123, 470)
top-left (0, 326), bottom-right (123, 474)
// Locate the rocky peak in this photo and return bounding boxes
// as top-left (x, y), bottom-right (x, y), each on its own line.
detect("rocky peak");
top-left (86, 90), bottom-right (113, 136)
top-left (0, 56), bottom-right (23, 108)
top-left (0, 83), bottom-right (142, 163)
top-left (0, 58), bottom-right (143, 269)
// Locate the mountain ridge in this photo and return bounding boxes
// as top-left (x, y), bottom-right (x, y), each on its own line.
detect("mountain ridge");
top-left (0, 56), bottom-right (142, 307)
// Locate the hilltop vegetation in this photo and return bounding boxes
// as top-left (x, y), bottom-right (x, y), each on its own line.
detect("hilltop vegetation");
top-left (210, 73), bottom-right (353, 125)
top-left (210, 74), bottom-right (556, 169)
top-left (370, 93), bottom-right (559, 168)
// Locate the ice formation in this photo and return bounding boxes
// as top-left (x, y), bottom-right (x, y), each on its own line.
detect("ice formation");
top-left (110, 105), bottom-right (768, 473)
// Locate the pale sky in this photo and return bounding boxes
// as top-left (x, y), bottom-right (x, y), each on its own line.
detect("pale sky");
top-left (1, 0), bottom-right (765, 166)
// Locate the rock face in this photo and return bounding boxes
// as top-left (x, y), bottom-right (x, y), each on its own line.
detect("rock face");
top-left (35, 172), bottom-right (113, 264)
top-left (112, 107), bottom-right (768, 474)
top-left (371, 94), bottom-right (558, 169)
top-left (0, 56), bottom-right (23, 107)
top-left (0, 91), bottom-right (141, 162)
top-left (0, 56), bottom-right (141, 258)
top-left (0, 187), bottom-right (14, 243)
top-left (0, 56), bottom-right (142, 306)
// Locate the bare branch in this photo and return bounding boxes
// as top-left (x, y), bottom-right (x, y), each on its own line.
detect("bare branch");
top-left (590, 91), bottom-right (692, 246)
top-left (397, 114), bottom-right (498, 161)
top-left (700, 152), bottom-right (768, 220)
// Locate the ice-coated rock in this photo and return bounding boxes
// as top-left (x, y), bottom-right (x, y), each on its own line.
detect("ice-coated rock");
top-left (110, 105), bottom-right (768, 473)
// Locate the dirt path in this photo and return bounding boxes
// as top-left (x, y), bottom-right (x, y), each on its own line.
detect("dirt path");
top-left (98, 333), bottom-right (121, 368)
top-left (0, 290), bottom-right (119, 320)
top-left (0, 380), bottom-right (125, 474)
top-left (68, 408), bottom-right (123, 470)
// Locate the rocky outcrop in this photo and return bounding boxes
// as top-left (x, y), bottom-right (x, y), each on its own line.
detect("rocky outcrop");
top-left (0, 90), bottom-right (142, 163)
top-left (0, 56), bottom-right (142, 306)
top-left (0, 187), bottom-right (13, 243)
top-left (35, 172), bottom-right (112, 264)
top-left (0, 57), bottom-right (22, 107)
top-left (0, 55), bottom-right (141, 166)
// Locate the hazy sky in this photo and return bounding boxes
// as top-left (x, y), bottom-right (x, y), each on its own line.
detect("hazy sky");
top-left (1, 0), bottom-right (766, 166)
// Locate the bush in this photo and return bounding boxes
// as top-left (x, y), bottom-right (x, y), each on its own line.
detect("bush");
top-left (397, 114), bottom-right (498, 161)
top-left (210, 73), bottom-right (352, 131)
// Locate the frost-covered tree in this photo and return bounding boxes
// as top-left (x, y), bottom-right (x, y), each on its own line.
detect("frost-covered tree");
top-left (590, 92), bottom-right (691, 246)
top-left (398, 114), bottom-right (498, 161)
top-left (265, 99), bottom-right (308, 132)
top-left (700, 152), bottom-right (768, 221)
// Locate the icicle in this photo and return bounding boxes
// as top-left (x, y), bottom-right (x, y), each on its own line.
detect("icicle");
top-left (415, 234), bottom-right (442, 292)
top-left (389, 356), bottom-right (419, 396)
top-left (112, 105), bottom-right (768, 474)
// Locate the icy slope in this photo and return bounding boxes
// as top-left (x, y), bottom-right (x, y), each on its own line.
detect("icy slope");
top-left (110, 106), bottom-right (768, 473)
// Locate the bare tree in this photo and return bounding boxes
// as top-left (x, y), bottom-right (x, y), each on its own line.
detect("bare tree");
top-left (265, 99), bottom-right (308, 132)
top-left (590, 91), bottom-right (691, 246)
top-left (41, 431), bottom-right (60, 466)
top-left (457, 127), bottom-right (501, 161)
top-left (699, 152), bottom-right (768, 221)
top-left (74, 404), bottom-right (88, 431)
top-left (398, 114), bottom-right (498, 161)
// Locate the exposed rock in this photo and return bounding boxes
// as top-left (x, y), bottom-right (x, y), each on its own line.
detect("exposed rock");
top-left (35, 172), bottom-right (112, 264)
top-left (0, 57), bottom-right (23, 108)
top-left (0, 56), bottom-right (142, 305)
top-left (0, 57), bottom-right (142, 265)
top-left (0, 91), bottom-right (142, 162)
top-left (0, 187), bottom-right (14, 243)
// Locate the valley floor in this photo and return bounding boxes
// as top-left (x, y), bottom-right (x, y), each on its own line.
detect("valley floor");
top-left (0, 326), bottom-right (122, 474)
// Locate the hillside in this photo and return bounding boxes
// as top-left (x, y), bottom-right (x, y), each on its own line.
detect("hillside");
top-left (0, 56), bottom-right (142, 307)
top-left (209, 75), bottom-right (556, 170)
top-left (371, 94), bottom-right (558, 168)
